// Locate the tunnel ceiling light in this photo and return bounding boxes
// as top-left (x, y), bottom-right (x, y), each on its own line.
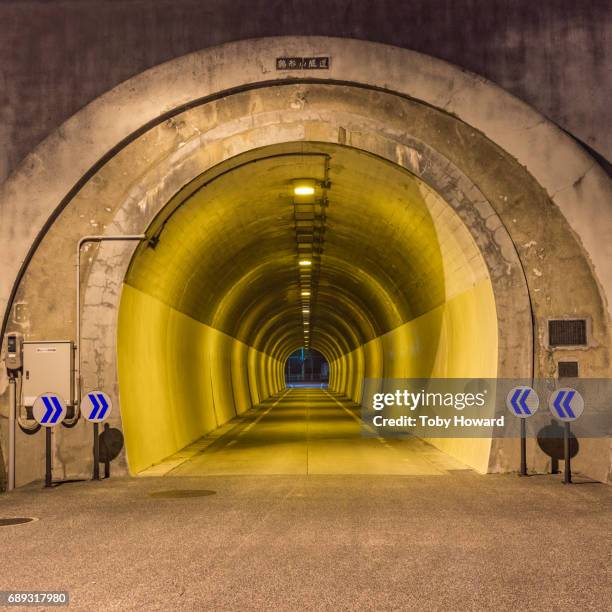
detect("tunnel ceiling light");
top-left (301, 290), bottom-right (311, 296)
top-left (293, 179), bottom-right (316, 196)
top-left (299, 260), bottom-right (312, 266)
top-left (294, 186), bottom-right (315, 196)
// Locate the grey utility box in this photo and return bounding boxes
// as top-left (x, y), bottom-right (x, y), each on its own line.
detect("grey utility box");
top-left (22, 341), bottom-right (74, 407)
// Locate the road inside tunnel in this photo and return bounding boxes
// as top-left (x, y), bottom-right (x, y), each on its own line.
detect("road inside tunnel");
top-left (138, 389), bottom-right (469, 477)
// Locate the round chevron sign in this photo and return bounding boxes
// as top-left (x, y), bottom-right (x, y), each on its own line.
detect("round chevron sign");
top-left (32, 393), bottom-right (67, 427)
top-left (506, 386), bottom-right (539, 418)
top-left (548, 387), bottom-right (584, 422)
top-left (83, 391), bottom-right (112, 423)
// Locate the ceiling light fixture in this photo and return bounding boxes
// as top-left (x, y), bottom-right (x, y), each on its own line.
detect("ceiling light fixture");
top-left (293, 179), bottom-right (316, 197)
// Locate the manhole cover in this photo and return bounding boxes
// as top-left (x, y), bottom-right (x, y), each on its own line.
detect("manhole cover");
top-left (0, 517), bottom-right (37, 527)
top-left (149, 490), bottom-right (216, 499)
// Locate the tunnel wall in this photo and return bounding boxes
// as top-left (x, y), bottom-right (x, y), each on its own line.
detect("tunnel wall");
top-left (118, 284), bottom-right (283, 474)
top-left (328, 278), bottom-right (498, 473)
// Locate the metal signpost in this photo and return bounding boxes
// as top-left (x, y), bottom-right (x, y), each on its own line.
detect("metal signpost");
top-left (548, 388), bottom-right (584, 484)
top-left (5, 332), bottom-right (23, 492)
top-left (506, 386), bottom-right (539, 476)
top-left (82, 391), bottom-right (113, 480)
top-left (32, 393), bottom-right (67, 487)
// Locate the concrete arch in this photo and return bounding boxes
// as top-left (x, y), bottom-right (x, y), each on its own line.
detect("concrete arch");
top-left (1, 37), bottom-right (610, 339)
top-left (1, 37), bottom-right (610, 486)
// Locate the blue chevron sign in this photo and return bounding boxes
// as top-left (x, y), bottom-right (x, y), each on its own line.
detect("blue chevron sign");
top-left (506, 386), bottom-right (539, 418)
top-left (83, 391), bottom-right (113, 423)
top-left (32, 393), bottom-right (66, 427)
top-left (549, 388), bottom-right (584, 422)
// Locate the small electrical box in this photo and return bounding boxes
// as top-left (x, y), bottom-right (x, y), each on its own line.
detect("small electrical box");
top-left (22, 341), bottom-right (74, 407)
top-left (6, 332), bottom-right (24, 372)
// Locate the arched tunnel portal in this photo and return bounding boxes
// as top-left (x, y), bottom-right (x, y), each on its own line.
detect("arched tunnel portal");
top-left (1, 39), bottom-right (609, 486)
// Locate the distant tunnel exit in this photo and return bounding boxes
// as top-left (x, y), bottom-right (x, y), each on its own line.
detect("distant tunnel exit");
top-left (285, 348), bottom-right (329, 387)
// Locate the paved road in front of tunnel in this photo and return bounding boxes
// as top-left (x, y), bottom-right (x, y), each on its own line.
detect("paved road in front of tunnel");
top-left (148, 388), bottom-right (468, 477)
top-left (5, 393), bottom-right (612, 610)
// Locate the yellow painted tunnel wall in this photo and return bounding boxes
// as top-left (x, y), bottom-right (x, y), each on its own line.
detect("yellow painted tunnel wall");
top-left (117, 284), bottom-right (284, 474)
top-left (328, 279), bottom-right (498, 473)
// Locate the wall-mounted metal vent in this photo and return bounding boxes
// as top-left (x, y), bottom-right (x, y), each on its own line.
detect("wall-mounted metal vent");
top-left (548, 319), bottom-right (587, 347)
top-left (558, 361), bottom-right (579, 378)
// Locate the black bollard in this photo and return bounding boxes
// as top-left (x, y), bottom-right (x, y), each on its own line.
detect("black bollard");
top-left (93, 422), bottom-right (100, 481)
top-left (45, 428), bottom-right (52, 488)
top-left (563, 422), bottom-right (572, 484)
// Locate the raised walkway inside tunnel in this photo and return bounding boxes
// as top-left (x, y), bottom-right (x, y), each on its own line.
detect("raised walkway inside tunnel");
top-left (138, 389), bottom-right (468, 477)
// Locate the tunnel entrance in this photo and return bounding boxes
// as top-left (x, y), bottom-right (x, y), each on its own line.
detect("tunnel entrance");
top-left (118, 140), bottom-right (502, 476)
top-left (285, 348), bottom-right (329, 387)
top-left (5, 38), bottom-right (609, 486)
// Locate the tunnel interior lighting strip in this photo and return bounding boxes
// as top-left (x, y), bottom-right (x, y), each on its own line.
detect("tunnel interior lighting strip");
top-left (290, 156), bottom-right (330, 351)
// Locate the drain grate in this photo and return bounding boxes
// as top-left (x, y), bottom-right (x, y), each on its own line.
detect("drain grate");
top-left (149, 490), bottom-right (216, 499)
top-left (0, 517), bottom-right (37, 527)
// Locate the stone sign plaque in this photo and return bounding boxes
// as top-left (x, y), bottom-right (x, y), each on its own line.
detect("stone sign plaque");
top-left (276, 57), bottom-right (330, 70)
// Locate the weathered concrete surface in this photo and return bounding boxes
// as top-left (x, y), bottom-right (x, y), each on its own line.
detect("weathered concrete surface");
top-left (0, 0), bottom-right (610, 183)
top-left (1, 471), bottom-right (610, 610)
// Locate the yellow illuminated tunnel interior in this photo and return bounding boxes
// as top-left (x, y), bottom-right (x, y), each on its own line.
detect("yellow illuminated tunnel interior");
top-left (117, 143), bottom-right (498, 475)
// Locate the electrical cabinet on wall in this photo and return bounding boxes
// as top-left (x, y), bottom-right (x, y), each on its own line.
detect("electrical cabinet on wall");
top-left (22, 341), bottom-right (74, 406)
